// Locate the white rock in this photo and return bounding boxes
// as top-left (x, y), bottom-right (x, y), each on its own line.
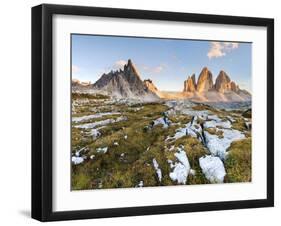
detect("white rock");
top-left (72, 112), bottom-right (121, 123)
top-left (169, 147), bottom-right (191, 184)
top-left (74, 116), bottom-right (127, 129)
top-left (199, 155), bottom-right (226, 183)
top-left (152, 158), bottom-right (162, 182)
top-left (204, 129), bottom-right (245, 159)
top-left (96, 147), bottom-right (108, 154)
top-left (153, 117), bottom-right (169, 128)
top-left (71, 156), bottom-right (84, 165)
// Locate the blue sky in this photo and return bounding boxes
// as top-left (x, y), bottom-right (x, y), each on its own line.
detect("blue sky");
top-left (72, 34), bottom-right (252, 92)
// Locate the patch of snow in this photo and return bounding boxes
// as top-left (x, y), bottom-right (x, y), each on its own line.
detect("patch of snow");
top-left (72, 156), bottom-right (84, 165)
top-left (72, 112), bottom-right (121, 123)
top-left (204, 129), bottom-right (245, 159)
top-left (96, 147), bottom-right (108, 154)
top-left (114, 142), bottom-right (119, 146)
top-left (152, 158), bottom-right (162, 182)
top-left (120, 153), bottom-right (125, 157)
top-left (74, 116), bottom-right (127, 129)
top-left (199, 155), bottom-right (226, 183)
top-left (124, 135), bottom-right (128, 140)
top-left (169, 147), bottom-right (191, 184)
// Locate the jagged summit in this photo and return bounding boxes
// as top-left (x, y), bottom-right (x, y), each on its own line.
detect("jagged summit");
top-left (74, 61), bottom-right (250, 102)
top-left (92, 59), bottom-right (159, 100)
top-left (183, 74), bottom-right (196, 92)
top-left (196, 67), bottom-right (214, 92)
top-left (180, 67), bottom-right (251, 102)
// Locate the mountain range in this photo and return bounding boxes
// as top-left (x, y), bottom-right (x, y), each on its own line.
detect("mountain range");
top-left (72, 59), bottom-right (251, 102)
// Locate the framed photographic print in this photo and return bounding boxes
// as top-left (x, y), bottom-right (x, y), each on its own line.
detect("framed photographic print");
top-left (32, 4), bottom-right (274, 221)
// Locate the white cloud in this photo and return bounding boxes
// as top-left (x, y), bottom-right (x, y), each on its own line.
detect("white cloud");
top-left (72, 65), bottom-right (79, 74)
top-left (207, 42), bottom-right (239, 59)
top-left (113, 60), bottom-right (127, 70)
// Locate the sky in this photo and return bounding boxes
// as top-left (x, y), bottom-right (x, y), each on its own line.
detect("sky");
top-left (72, 34), bottom-right (252, 92)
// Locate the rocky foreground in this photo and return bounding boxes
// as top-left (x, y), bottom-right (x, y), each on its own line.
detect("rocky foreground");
top-left (71, 93), bottom-right (252, 190)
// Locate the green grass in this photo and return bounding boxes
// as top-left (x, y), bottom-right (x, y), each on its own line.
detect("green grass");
top-left (71, 94), bottom-right (252, 189)
top-left (224, 138), bottom-right (252, 183)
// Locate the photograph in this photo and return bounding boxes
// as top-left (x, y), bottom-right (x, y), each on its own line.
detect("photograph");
top-left (71, 34), bottom-right (252, 190)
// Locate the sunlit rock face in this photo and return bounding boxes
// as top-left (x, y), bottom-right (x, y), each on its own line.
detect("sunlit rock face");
top-left (214, 70), bottom-right (240, 93)
top-left (196, 67), bottom-right (214, 93)
top-left (183, 74), bottom-right (196, 92)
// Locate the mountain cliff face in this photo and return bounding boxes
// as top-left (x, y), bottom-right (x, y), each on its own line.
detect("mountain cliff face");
top-left (93, 59), bottom-right (159, 100)
top-left (144, 79), bottom-right (158, 93)
top-left (181, 67), bottom-right (251, 102)
top-left (196, 67), bottom-right (214, 92)
top-left (214, 70), bottom-right (240, 93)
top-left (183, 74), bottom-right (196, 92)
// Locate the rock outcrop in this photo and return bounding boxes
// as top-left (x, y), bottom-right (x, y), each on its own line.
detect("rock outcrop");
top-left (214, 70), bottom-right (240, 93)
top-left (144, 79), bottom-right (158, 93)
top-left (183, 74), bottom-right (196, 92)
top-left (196, 67), bottom-right (214, 92)
top-left (93, 59), bottom-right (159, 100)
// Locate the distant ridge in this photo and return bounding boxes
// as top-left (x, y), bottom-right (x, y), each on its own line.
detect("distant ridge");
top-left (72, 60), bottom-right (251, 102)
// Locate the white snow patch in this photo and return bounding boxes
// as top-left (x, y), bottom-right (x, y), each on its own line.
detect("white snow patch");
top-left (169, 147), bottom-right (191, 184)
top-left (72, 156), bottom-right (84, 165)
top-left (114, 142), bottom-right (119, 146)
top-left (152, 158), bottom-right (162, 182)
top-left (124, 135), bottom-right (128, 140)
top-left (96, 147), bottom-right (108, 154)
top-left (199, 155), bottom-right (226, 183)
top-left (204, 129), bottom-right (245, 159)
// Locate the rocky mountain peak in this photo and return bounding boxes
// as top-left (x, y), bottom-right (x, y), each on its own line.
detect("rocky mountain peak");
top-left (215, 70), bottom-right (239, 93)
top-left (93, 59), bottom-right (159, 100)
top-left (196, 67), bottom-right (213, 92)
top-left (124, 59), bottom-right (140, 78)
top-left (183, 74), bottom-right (196, 92)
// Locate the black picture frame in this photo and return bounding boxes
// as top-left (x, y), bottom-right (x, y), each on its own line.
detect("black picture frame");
top-left (32, 3), bottom-right (274, 222)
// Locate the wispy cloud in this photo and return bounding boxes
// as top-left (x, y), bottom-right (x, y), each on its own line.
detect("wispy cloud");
top-left (207, 42), bottom-right (239, 59)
